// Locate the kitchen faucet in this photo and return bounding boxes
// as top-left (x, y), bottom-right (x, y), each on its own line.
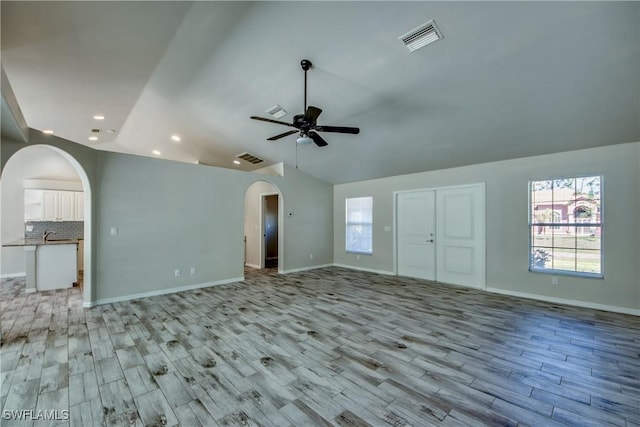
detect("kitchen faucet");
top-left (42, 230), bottom-right (56, 242)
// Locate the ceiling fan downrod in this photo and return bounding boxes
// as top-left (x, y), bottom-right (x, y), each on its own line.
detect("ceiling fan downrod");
top-left (301, 59), bottom-right (312, 115)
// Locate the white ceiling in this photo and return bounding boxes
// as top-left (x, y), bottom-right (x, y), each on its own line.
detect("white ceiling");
top-left (2, 1), bottom-right (639, 184)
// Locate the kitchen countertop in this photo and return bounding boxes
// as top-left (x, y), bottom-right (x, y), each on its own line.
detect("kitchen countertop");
top-left (3, 238), bottom-right (82, 247)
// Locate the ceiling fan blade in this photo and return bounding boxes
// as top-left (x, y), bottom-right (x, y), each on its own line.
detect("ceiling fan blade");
top-left (315, 125), bottom-right (360, 134)
top-left (267, 130), bottom-right (298, 141)
top-left (304, 106), bottom-right (323, 124)
top-left (308, 130), bottom-right (328, 147)
top-left (250, 116), bottom-right (294, 127)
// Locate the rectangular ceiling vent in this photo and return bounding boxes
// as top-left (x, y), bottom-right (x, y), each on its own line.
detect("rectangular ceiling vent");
top-left (399, 19), bottom-right (443, 52)
top-left (236, 152), bottom-right (264, 164)
top-left (266, 105), bottom-right (287, 119)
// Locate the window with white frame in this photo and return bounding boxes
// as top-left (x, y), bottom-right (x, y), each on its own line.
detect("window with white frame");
top-left (529, 176), bottom-right (602, 277)
top-left (346, 196), bottom-right (373, 255)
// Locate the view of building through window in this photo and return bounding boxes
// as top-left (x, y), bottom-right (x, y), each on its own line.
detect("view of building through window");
top-left (529, 176), bottom-right (602, 276)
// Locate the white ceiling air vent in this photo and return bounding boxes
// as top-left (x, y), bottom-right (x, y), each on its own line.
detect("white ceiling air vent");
top-left (236, 152), bottom-right (264, 164)
top-left (266, 105), bottom-right (287, 119)
top-left (399, 19), bottom-right (443, 52)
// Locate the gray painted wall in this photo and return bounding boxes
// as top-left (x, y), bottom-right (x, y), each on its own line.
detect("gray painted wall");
top-left (334, 142), bottom-right (640, 312)
top-left (2, 130), bottom-right (333, 304)
top-left (93, 153), bottom-right (332, 302)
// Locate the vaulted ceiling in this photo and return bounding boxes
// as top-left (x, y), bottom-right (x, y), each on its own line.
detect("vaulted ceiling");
top-left (2, 1), bottom-right (639, 184)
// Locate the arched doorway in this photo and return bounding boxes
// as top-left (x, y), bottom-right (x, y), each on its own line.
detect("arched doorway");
top-left (243, 181), bottom-right (283, 272)
top-left (1, 145), bottom-right (93, 306)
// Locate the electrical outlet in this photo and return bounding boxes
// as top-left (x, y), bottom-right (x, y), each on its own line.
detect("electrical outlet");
top-left (310, 253), bottom-right (314, 260)
top-left (551, 276), bottom-right (558, 285)
top-left (356, 255), bottom-right (361, 261)
top-left (175, 269), bottom-right (181, 277)
top-left (190, 267), bottom-right (196, 275)
top-left (110, 226), bottom-right (118, 236)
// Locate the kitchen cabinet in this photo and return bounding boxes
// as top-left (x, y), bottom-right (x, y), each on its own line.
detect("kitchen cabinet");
top-left (24, 189), bottom-right (84, 221)
top-left (42, 190), bottom-right (58, 220)
top-left (75, 192), bottom-right (84, 221)
top-left (24, 189), bottom-right (44, 221)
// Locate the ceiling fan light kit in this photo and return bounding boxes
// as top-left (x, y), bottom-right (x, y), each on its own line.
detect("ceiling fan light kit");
top-left (296, 136), bottom-right (313, 145)
top-left (250, 59), bottom-right (360, 148)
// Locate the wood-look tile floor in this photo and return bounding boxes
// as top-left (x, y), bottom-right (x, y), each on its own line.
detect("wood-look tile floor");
top-left (1, 267), bottom-right (639, 426)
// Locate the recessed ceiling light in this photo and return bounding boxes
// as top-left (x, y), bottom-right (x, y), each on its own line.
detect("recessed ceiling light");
top-left (88, 136), bottom-right (98, 141)
top-left (106, 129), bottom-right (117, 133)
top-left (152, 150), bottom-right (161, 156)
top-left (233, 160), bottom-right (241, 165)
top-left (171, 135), bottom-right (181, 142)
top-left (93, 115), bottom-right (105, 120)
top-left (42, 129), bottom-right (54, 134)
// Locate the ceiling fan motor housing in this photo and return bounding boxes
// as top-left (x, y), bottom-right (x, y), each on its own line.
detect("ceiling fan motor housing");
top-left (293, 114), bottom-right (311, 132)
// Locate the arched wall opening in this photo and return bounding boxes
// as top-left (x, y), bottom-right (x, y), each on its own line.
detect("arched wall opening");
top-left (1, 144), bottom-right (93, 305)
top-left (243, 180), bottom-right (284, 273)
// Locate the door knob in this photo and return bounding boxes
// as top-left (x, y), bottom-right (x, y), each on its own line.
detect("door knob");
top-left (427, 239), bottom-right (434, 243)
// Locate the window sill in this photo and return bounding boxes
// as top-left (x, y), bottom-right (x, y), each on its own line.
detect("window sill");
top-left (529, 268), bottom-right (603, 279)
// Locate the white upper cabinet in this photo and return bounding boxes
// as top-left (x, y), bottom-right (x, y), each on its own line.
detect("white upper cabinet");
top-left (24, 189), bottom-right (84, 222)
top-left (58, 191), bottom-right (76, 221)
top-left (75, 192), bottom-right (84, 221)
top-left (23, 180), bottom-right (84, 222)
top-left (24, 189), bottom-right (44, 221)
top-left (42, 190), bottom-right (59, 221)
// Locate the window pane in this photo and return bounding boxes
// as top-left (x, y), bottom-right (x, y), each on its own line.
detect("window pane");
top-left (531, 180), bottom-right (553, 222)
top-left (346, 224), bottom-right (372, 254)
top-left (576, 228), bottom-right (600, 250)
top-left (346, 197), bottom-right (372, 222)
top-left (576, 251), bottom-right (601, 274)
top-left (576, 176), bottom-right (600, 199)
top-left (531, 247), bottom-right (553, 270)
top-left (552, 229), bottom-right (576, 250)
top-left (532, 229), bottom-right (552, 248)
top-left (552, 247), bottom-right (576, 271)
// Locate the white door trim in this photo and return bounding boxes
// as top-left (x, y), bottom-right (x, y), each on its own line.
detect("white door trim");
top-left (259, 192), bottom-right (278, 269)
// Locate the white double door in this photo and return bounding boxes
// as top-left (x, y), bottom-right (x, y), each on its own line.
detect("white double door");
top-left (396, 184), bottom-right (485, 289)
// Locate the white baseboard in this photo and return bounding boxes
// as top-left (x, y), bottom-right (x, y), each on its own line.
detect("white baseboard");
top-left (332, 263), bottom-right (395, 276)
top-left (281, 263), bottom-right (334, 274)
top-left (486, 287), bottom-right (640, 316)
top-left (244, 263), bottom-right (261, 269)
top-left (25, 288), bottom-right (36, 294)
top-left (1, 272), bottom-right (26, 279)
top-left (84, 277), bottom-right (243, 307)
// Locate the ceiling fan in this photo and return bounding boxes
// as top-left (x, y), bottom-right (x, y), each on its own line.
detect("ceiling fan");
top-left (250, 59), bottom-right (360, 147)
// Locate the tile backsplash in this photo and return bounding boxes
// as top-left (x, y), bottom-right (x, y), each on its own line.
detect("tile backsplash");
top-left (25, 221), bottom-right (84, 240)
